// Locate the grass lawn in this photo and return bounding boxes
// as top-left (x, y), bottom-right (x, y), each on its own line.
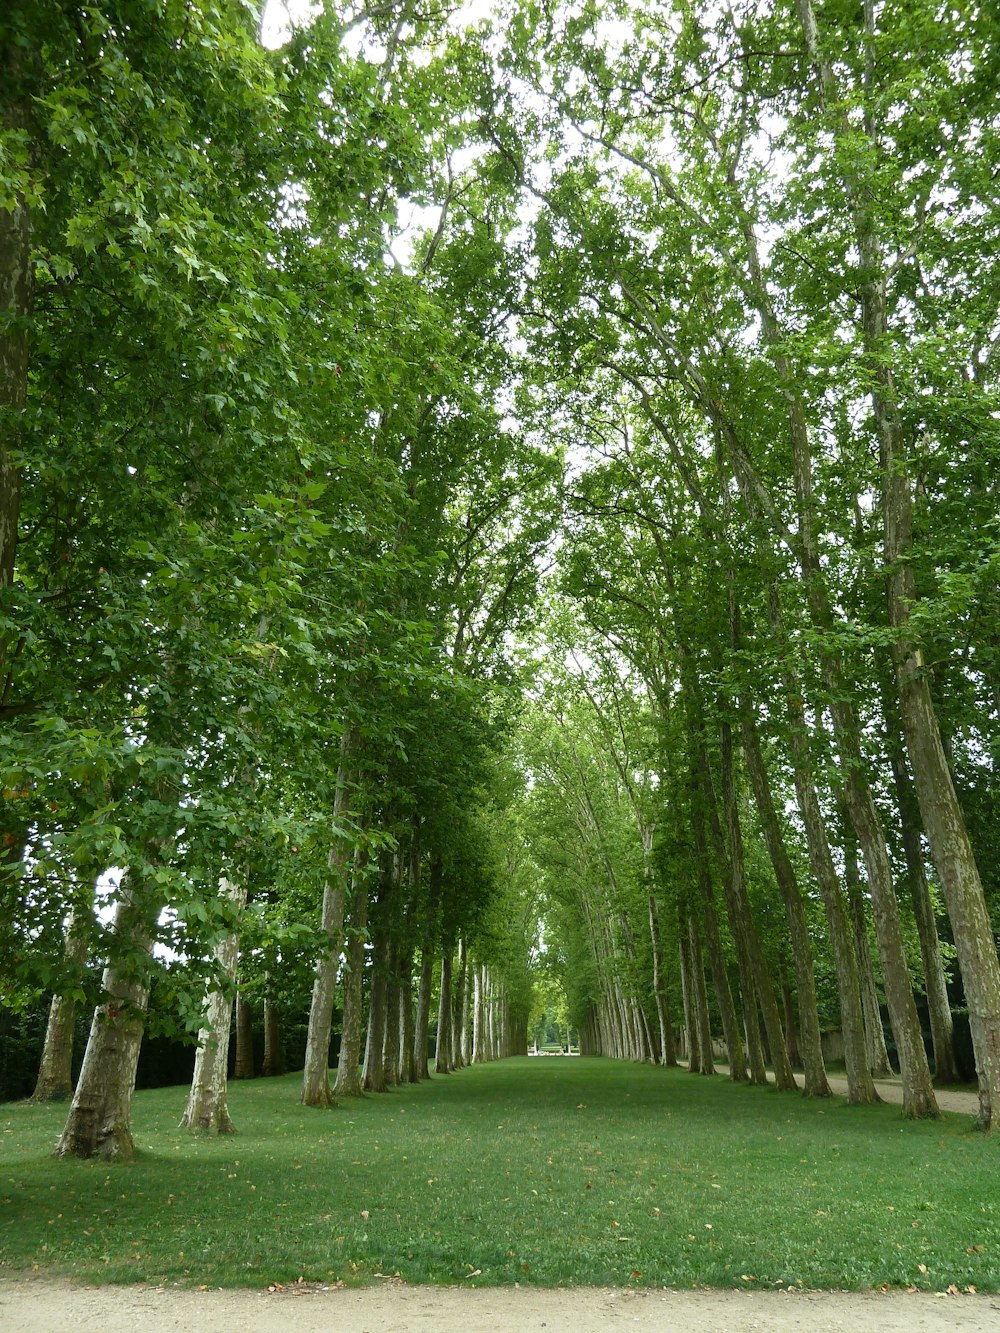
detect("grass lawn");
top-left (1, 1057), bottom-right (997, 1291)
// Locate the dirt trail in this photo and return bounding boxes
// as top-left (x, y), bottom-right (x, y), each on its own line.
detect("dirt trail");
top-left (1, 1277), bottom-right (999, 1333)
top-left (714, 1065), bottom-right (982, 1117)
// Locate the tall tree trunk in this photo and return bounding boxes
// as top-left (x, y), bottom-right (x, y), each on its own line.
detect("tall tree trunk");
top-left (334, 850), bottom-right (369, 1099)
top-left (880, 668), bottom-right (959, 1084)
top-left (719, 720), bottom-right (797, 1092)
top-left (678, 906), bottom-right (702, 1073)
top-left (691, 797), bottom-right (747, 1082)
top-left (782, 983), bottom-right (801, 1069)
top-left (772, 612), bottom-right (877, 1105)
top-left (741, 705), bottom-right (830, 1096)
top-left (840, 809), bottom-right (894, 1079)
top-left (399, 955), bottom-right (417, 1084)
top-left (55, 881), bottom-right (155, 1161)
top-left (0, 63), bottom-right (31, 684)
top-left (301, 731), bottom-right (356, 1107)
top-left (688, 912), bottom-right (715, 1075)
top-left (697, 753), bottom-right (767, 1085)
top-left (435, 945), bottom-right (454, 1073)
top-left (233, 990), bottom-right (254, 1080)
top-left (261, 995), bottom-right (284, 1077)
top-left (473, 965), bottom-right (486, 1062)
top-left (794, 0), bottom-right (939, 1124)
top-left (453, 937), bottom-right (470, 1069)
top-left (33, 895), bottom-right (93, 1103)
top-left (647, 892), bottom-right (678, 1066)
top-left (412, 853), bottom-right (440, 1080)
top-left (181, 878), bottom-right (245, 1133)
top-left (362, 901), bottom-right (391, 1093)
top-left (382, 941), bottom-right (402, 1089)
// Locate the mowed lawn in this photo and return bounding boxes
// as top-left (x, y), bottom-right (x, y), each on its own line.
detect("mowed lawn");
top-left (1, 1057), bottom-right (997, 1291)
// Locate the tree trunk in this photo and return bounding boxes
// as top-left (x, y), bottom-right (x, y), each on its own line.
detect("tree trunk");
top-left (691, 800), bottom-right (747, 1082)
top-left (181, 879), bottom-right (244, 1133)
top-left (55, 882), bottom-right (154, 1161)
top-left (435, 946), bottom-right (454, 1073)
top-left (399, 956), bottom-right (417, 1084)
top-left (362, 920), bottom-right (391, 1093)
top-left (413, 948), bottom-right (434, 1079)
top-left (678, 909), bottom-right (700, 1074)
top-left (233, 990), bottom-right (254, 1080)
top-left (741, 705), bottom-right (830, 1096)
top-left (840, 809), bottom-right (894, 1079)
top-left (793, 0), bottom-right (938, 1124)
top-left (782, 984), bottom-right (801, 1069)
top-left (880, 665), bottom-right (960, 1085)
top-left (893, 653), bottom-right (1000, 1123)
top-left (689, 912), bottom-right (715, 1075)
top-left (772, 615), bottom-right (877, 1105)
top-left (453, 937), bottom-right (470, 1069)
top-left (718, 720), bottom-right (797, 1092)
top-left (334, 851), bottom-right (369, 1099)
top-left (697, 753), bottom-right (766, 1084)
top-left (382, 941), bottom-right (402, 1089)
top-left (261, 996), bottom-right (284, 1077)
top-left (412, 854), bottom-right (440, 1079)
top-left (647, 893), bottom-right (678, 1066)
top-left (0, 69), bottom-right (31, 683)
top-left (33, 897), bottom-right (93, 1103)
top-left (301, 731), bottom-right (356, 1107)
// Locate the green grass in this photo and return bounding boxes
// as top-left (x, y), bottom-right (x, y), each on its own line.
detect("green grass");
top-left (1, 1058), bottom-right (997, 1291)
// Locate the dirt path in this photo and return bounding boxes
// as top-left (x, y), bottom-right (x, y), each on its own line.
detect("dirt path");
top-left (825, 1073), bottom-right (980, 1116)
top-left (1, 1277), bottom-right (998, 1333)
top-left (714, 1065), bottom-right (982, 1116)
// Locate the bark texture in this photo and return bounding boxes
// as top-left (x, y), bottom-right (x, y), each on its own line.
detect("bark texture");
top-left (55, 885), bottom-right (154, 1161)
top-left (181, 878), bottom-right (245, 1133)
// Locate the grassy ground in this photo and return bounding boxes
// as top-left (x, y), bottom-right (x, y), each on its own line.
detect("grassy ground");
top-left (1, 1058), bottom-right (997, 1291)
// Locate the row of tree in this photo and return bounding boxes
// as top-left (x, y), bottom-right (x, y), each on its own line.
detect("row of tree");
top-left (3, 0), bottom-right (999, 1148)
top-left (501, 0), bottom-right (999, 1125)
top-left (1, 0), bottom-right (546, 1156)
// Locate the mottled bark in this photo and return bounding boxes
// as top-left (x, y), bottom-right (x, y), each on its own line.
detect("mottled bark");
top-left (33, 899), bottom-right (93, 1102)
top-left (55, 883), bottom-right (155, 1161)
top-left (333, 854), bottom-right (368, 1099)
top-left (181, 879), bottom-right (245, 1133)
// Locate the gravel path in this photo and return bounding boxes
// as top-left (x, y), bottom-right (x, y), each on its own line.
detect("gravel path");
top-left (713, 1065), bottom-right (982, 1117)
top-left (1, 1277), bottom-right (999, 1333)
